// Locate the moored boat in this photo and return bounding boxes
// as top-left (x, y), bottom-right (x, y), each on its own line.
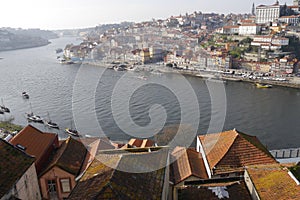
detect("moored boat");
top-left (65, 128), bottom-right (79, 137)
top-left (26, 112), bottom-right (43, 123)
top-left (256, 83), bottom-right (273, 88)
top-left (22, 92), bottom-right (29, 99)
top-left (44, 120), bottom-right (59, 129)
top-left (44, 112), bottom-right (59, 129)
top-left (1, 99), bottom-right (10, 113)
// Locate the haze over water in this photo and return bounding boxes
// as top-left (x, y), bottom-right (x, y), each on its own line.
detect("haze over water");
top-left (0, 37), bottom-right (300, 150)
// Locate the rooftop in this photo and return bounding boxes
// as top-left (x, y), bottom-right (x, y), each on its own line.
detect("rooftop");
top-left (171, 147), bottom-right (208, 184)
top-left (177, 180), bottom-right (252, 200)
top-left (40, 137), bottom-right (87, 176)
top-left (69, 147), bottom-right (169, 200)
top-left (198, 129), bottom-right (277, 174)
top-left (9, 125), bottom-right (58, 164)
top-left (246, 164), bottom-right (300, 200)
top-left (0, 139), bottom-right (35, 197)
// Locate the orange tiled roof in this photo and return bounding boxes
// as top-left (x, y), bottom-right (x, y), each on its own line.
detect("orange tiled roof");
top-left (40, 137), bottom-right (87, 176)
top-left (171, 147), bottom-right (208, 184)
top-left (0, 139), bottom-right (35, 197)
top-left (128, 138), bottom-right (155, 148)
top-left (246, 164), bottom-right (300, 200)
top-left (199, 129), bottom-right (277, 174)
top-left (10, 125), bottom-right (58, 165)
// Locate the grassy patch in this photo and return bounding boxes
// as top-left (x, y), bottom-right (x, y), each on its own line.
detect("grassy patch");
top-left (0, 122), bottom-right (23, 132)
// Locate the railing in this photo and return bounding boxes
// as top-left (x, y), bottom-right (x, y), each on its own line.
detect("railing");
top-left (270, 148), bottom-right (300, 159)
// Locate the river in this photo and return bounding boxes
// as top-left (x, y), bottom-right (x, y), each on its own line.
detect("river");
top-left (0, 37), bottom-right (299, 150)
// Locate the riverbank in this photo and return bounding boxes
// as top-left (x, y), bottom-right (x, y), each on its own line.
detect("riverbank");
top-left (85, 61), bottom-right (300, 89)
top-left (0, 121), bottom-right (23, 132)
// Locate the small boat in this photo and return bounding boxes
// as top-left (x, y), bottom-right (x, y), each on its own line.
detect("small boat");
top-left (22, 92), bottom-right (29, 99)
top-left (1, 99), bottom-right (10, 113)
top-left (0, 109), bottom-right (4, 114)
top-left (65, 128), bottom-right (79, 137)
top-left (44, 120), bottom-right (59, 129)
top-left (26, 112), bottom-right (43, 123)
top-left (256, 83), bottom-right (273, 88)
top-left (44, 112), bottom-right (59, 129)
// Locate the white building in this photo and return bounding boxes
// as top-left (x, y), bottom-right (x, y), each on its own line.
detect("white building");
top-left (279, 15), bottom-right (300, 26)
top-left (238, 24), bottom-right (261, 35)
top-left (251, 35), bottom-right (289, 50)
top-left (256, 1), bottom-right (282, 24)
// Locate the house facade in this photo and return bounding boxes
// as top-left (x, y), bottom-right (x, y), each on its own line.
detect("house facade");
top-left (0, 139), bottom-right (41, 200)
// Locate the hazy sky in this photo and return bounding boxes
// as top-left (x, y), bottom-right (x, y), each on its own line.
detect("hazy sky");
top-left (1, 0), bottom-right (293, 30)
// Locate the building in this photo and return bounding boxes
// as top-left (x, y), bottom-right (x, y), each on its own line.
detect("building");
top-left (140, 48), bottom-right (151, 64)
top-left (279, 15), bottom-right (300, 26)
top-left (221, 26), bottom-right (240, 35)
top-left (238, 24), bottom-right (261, 35)
top-left (9, 125), bottom-right (59, 174)
top-left (0, 139), bottom-right (41, 200)
top-left (68, 147), bottom-right (169, 200)
top-left (251, 35), bottom-right (289, 50)
top-left (256, 1), bottom-right (282, 24)
top-left (39, 137), bottom-right (87, 200)
top-left (245, 164), bottom-right (300, 200)
top-left (196, 129), bottom-right (277, 179)
top-left (170, 147), bottom-right (208, 200)
top-left (176, 179), bottom-right (252, 200)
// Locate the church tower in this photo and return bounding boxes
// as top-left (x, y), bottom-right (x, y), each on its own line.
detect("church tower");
top-left (252, 3), bottom-right (255, 15)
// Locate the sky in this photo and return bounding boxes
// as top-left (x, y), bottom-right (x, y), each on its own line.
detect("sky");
top-left (1, 0), bottom-right (294, 30)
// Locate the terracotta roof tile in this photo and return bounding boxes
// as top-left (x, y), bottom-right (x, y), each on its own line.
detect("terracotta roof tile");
top-left (0, 139), bottom-right (35, 197)
top-left (178, 180), bottom-right (252, 200)
top-left (40, 137), bottom-right (87, 176)
top-left (199, 130), bottom-right (277, 174)
top-left (247, 164), bottom-right (300, 200)
top-left (128, 138), bottom-right (155, 148)
top-left (171, 147), bottom-right (208, 184)
top-left (69, 148), bottom-right (169, 200)
top-left (9, 125), bottom-right (58, 173)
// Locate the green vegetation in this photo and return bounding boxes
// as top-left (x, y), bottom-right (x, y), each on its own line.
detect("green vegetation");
top-left (282, 36), bottom-right (300, 59)
top-left (0, 122), bottom-right (23, 132)
top-left (289, 165), bottom-right (300, 181)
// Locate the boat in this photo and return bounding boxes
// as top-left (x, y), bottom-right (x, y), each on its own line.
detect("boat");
top-left (65, 120), bottom-right (79, 137)
top-left (65, 128), bottom-right (79, 137)
top-left (44, 112), bottom-right (59, 129)
top-left (25, 103), bottom-right (43, 123)
top-left (22, 92), bottom-right (29, 99)
top-left (44, 120), bottom-right (59, 129)
top-left (256, 83), bottom-right (273, 88)
top-left (0, 109), bottom-right (4, 114)
top-left (26, 112), bottom-right (43, 123)
top-left (1, 99), bottom-right (10, 113)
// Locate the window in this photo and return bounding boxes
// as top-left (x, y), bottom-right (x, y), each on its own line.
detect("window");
top-left (47, 179), bottom-right (58, 199)
top-left (60, 178), bottom-right (71, 193)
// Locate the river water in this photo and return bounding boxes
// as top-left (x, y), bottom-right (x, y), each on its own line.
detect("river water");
top-left (0, 37), bottom-right (299, 150)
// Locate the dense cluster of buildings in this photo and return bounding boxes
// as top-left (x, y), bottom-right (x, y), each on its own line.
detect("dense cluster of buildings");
top-left (62, 0), bottom-right (300, 78)
top-left (1, 125), bottom-right (300, 199)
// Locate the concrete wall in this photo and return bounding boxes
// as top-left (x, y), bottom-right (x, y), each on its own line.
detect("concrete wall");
top-left (1, 163), bottom-right (41, 200)
top-left (244, 170), bottom-right (260, 200)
